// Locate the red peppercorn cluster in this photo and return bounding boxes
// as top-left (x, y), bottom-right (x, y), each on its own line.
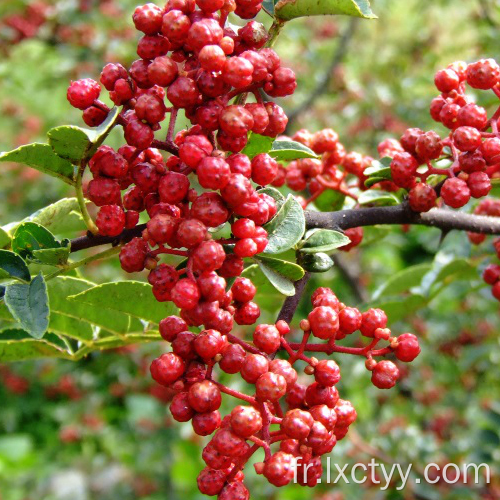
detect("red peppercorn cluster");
top-left (149, 286), bottom-right (420, 498)
top-left (268, 127), bottom-right (370, 251)
top-left (0, 2), bottom-right (49, 46)
top-left (66, 1), bottom-right (301, 331)
top-left (467, 199), bottom-right (500, 301)
top-left (385, 59), bottom-right (500, 212)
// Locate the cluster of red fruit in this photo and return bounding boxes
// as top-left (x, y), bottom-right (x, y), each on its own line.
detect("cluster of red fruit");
top-left (470, 199), bottom-right (500, 301)
top-left (149, 287), bottom-right (420, 498)
top-left (0, 1), bottom-right (49, 46)
top-left (278, 127), bottom-right (370, 251)
top-left (382, 59), bottom-right (500, 213)
top-left (65, 0), bottom-right (300, 330)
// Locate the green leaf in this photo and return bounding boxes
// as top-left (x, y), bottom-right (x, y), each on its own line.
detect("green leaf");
top-left (299, 229), bottom-right (351, 253)
top-left (254, 256), bottom-right (303, 296)
top-left (257, 186), bottom-right (286, 208)
top-left (0, 250), bottom-right (31, 282)
top-left (275, 0), bottom-right (376, 20)
top-left (47, 126), bottom-right (91, 163)
top-left (241, 133), bottom-right (274, 159)
top-left (358, 189), bottom-right (401, 206)
top-left (313, 189), bottom-right (346, 212)
top-left (47, 107), bottom-right (120, 163)
top-left (68, 281), bottom-right (177, 324)
top-left (372, 263), bottom-right (432, 300)
top-left (0, 228), bottom-right (10, 249)
top-left (12, 222), bottom-right (60, 259)
top-left (364, 157), bottom-right (393, 188)
top-left (32, 244), bottom-right (70, 266)
top-left (363, 157), bottom-right (392, 177)
top-left (254, 255), bottom-right (305, 281)
top-left (0, 143), bottom-right (75, 185)
top-left (368, 294), bottom-right (427, 323)
top-left (0, 329), bottom-right (73, 361)
top-left (264, 194), bottom-right (305, 254)
top-left (269, 140), bottom-right (319, 161)
top-left (22, 197), bottom-right (85, 235)
top-left (298, 252), bottom-right (334, 273)
top-left (47, 276), bottom-right (141, 336)
top-left (4, 273), bottom-right (49, 339)
top-left (262, 0), bottom-right (276, 15)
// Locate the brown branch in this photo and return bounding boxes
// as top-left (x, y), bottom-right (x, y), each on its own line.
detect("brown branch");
top-left (276, 272), bottom-right (311, 324)
top-left (69, 205), bottom-right (500, 253)
top-left (305, 204), bottom-right (500, 234)
top-left (70, 224), bottom-right (146, 252)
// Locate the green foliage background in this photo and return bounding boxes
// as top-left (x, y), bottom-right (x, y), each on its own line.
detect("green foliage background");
top-left (1, 1), bottom-right (500, 499)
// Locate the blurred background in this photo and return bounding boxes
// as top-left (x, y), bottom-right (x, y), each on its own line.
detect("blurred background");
top-left (1, 1), bottom-right (500, 499)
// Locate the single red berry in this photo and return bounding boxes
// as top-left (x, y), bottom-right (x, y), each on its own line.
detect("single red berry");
top-left (240, 353), bottom-right (268, 383)
top-left (466, 59), bottom-right (500, 89)
top-left (67, 78), bottom-right (100, 110)
top-left (308, 306), bottom-right (339, 340)
top-left (255, 372), bottom-right (287, 401)
top-left (483, 263), bottom-right (500, 285)
top-left (219, 344), bottom-right (246, 374)
top-left (170, 392), bottom-right (194, 422)
top-left (197, 467), bottom-right (226, 496)
top-left (188, 380), bottom-right (221, 413)
top-left (338, 306), bottom-right (362, 335)
top-left (440, 177), bottom-right (471, 208)
top-left (335, 399), bottom-right (357, 427)
top-left (468, 171), bottom-right (491, 198)
top-left (415, 131), bottom-right (443, 161)
top-left (390, 152), bottom-right (418, 188)
top-left (119, 237), bottom-right (149, 273)
top-left (96, 205), bottom-right (125, 237)
top-left (253, 324), bottom-right (280, 354)
top-left (230, 406), bottom-right (263, 438)
top-left (453, 126), bottom-right (482, 152)
top-left (234, 301), bottom-right (260, 325)
top-left (171, 278), bottom-right (200, 309)
top-left (434, 68), bottom-right (460, 92)
top-left (394, 333), bottom-right (420, 362)
top-left (192, 410), bottom-right (222, 436)
top-left (150, 353), bottom-right (185, 386)
top-left (314, 359), bottom-right (341, 386)
top-left (371, 360), bottom-right (400, 389)
top-left (133, 3), bottom-right (163, 34)
top-left (408, 183), bottom-right (437, 212)
top-left (360, 308), bottom-right (387, 337)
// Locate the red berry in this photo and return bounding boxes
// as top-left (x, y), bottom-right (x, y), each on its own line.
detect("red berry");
top-left (483, 264), bottom-right (500, 285)
top-left (188, 380), bottom-right (221, 413)
top-left (468, 171), bottom-right (491, 198)
top-left (240, 353), bottom-right (268, 383)
top-left (171, 278), bottom-right (200, 309)
top-left (314, 359), bottom-right (341, 386)
top-left (67, 78), bottom-right (100, 110)
top-left (360, 308), bottom-right (387, 337)
top-left (234, 301), bottom-right (260, 325)
top-left (394, 333), bottom-right (420, 362)
top-left (408, 183), bottom-right (437, 212)
top-left (150, 353), bottom-right (185, 386)
top-left (466, 59), bottom-right (500, 89)
top-left (133, 3), bottom-right (163, 34)
top-left (119, 237), bottom-right (149, 273)
top-left (263, 452), bottom-right (295, 487)
top-left (308, 306), bottom-right (339, 340)
top-left (96, 205), bottom-right (125, 237)
top-left (230, 406), bottom-right (263, 438)
top-left (371, 360), bottom-right (399, 389)
top-left (440, 177), bottom-right (471, 208)
top-left (253, 324), bottom-right (280, 354)
top-left (390, 152), bottom-right (418, 188)
top-left (192, 410), bottom-right (222, 436)
top-left (434, 68), bottom-right (459, 92)
top-left (255, 372), bottom-right (287, 401)
top-left (338, 306), bottom-right (362, 335)
top-left (170, 392), bottom-right (194, 421)
top-left (453, 126), bottom-right (482, 152)
top-left (219, 344), bottom-right (246, 374)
